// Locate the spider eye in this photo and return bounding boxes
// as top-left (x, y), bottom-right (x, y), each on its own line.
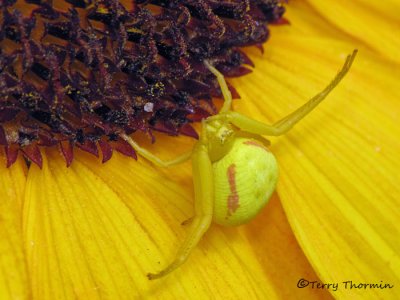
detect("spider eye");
top-left (212, 138), bottom-right (279, 226)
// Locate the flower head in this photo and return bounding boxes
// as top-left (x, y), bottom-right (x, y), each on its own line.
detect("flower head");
top-left (0, 0), bottom-right (283, 167)
top-left (1, 0), bottom-right (399, 299)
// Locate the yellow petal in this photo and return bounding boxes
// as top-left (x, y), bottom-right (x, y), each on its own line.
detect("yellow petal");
top-left (24, 147), bottom-right (323, 299)
top-left (230, 35), bottom-right (400, 299)
top-left (305, 0), bottom-right (400, 62)
top-left (244, 194), bottom-right (333, 300)
top-left (273, 1), bottom-right (350, 40)
top-left (0, 154), bottom-right (29, 299)
top-left (74, 148), bottom-right (330, 299)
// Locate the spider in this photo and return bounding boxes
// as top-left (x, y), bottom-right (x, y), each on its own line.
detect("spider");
top-left (121, 49), bottom-right (358, 280)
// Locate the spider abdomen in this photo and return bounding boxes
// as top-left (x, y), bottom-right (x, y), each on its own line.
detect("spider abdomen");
top-left (212, 138), bottom-right (278, 226)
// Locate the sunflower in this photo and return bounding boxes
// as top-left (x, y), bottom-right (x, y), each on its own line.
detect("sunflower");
top-left (1, 0), bottom-right (399, 299)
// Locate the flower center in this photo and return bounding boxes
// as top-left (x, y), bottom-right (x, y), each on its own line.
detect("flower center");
top-left (0, 0), bottom-right (285, 168)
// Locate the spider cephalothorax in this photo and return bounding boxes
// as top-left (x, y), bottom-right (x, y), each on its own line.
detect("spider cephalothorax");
top-left (0, 0), bottom-right (285, 167)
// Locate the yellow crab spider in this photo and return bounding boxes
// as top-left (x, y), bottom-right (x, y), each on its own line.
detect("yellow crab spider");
top-left (122, 50), bottom-right (357, 280)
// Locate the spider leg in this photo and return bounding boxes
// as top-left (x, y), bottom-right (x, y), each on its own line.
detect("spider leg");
top-left (208, 50), bottom-right (357, 136)
top-left (147, 138), bottom-right (214, 280)
top-left (204, 60), bottom-right (232, 113)
top-left (120, 134), bottom-right (192, 167)
top-left (268, 49), bottom-right (357, 135)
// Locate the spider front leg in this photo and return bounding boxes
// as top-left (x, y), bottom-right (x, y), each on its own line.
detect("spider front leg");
top-left (147, 135), bottom-right (214, 280)
top-left (121, 133), bottom-right (192, 167)
top-left (210, 49), bottom-right (358, 137)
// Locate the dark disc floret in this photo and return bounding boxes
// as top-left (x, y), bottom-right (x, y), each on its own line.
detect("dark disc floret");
top-left (0, 0), bottom-right (285, 168)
